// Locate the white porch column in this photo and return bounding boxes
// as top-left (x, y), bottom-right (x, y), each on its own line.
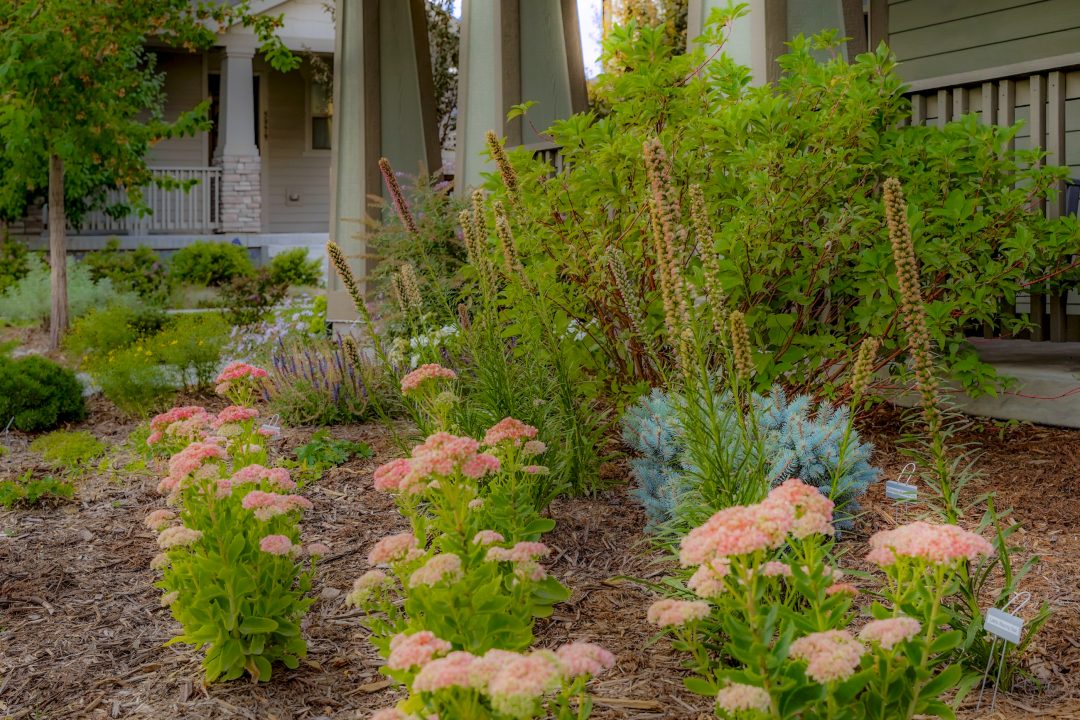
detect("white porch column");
top-left (215, 39), bottom-right (262, 233)
top-left (454, 0), bottom-right (587, 194)
top-left (328, 0), bottom-right (441, 326)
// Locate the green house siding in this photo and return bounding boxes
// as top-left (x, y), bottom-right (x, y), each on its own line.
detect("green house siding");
top-left (889, 0), bottom-right (1080, 84)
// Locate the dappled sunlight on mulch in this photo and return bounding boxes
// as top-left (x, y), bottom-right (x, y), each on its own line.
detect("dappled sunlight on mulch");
top-left (2, 402), bottom-right (1080, 718)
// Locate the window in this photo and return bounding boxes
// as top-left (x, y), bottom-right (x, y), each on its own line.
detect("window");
top-left (310, 81), bottom-right (331, 151)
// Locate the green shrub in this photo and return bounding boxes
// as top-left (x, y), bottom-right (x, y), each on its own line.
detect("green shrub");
top-left (0, 355), bottom-right (86, 431)
top-left (219, 267), bottom-right (288, 326)
top-left (91, 342), bottom-right (174, 415)
top-left (151, 312), bottom-right (229, 387)
top-left (64, 304), bottom-right (167, 365)
top-left (170, 240), bottom-right (253, 287)
top-left (0, 472), bottom-right (74, 508)
top-left (268, 248), bottom-right (322, 288)
top-left (83, 239), bottom-right (171, 301)
top-left (0, 234), bottom-right (30, 294)
top-left (0, 254), bottom-right (137, 326)
top-left (29, 430), bottom-right (106, 470)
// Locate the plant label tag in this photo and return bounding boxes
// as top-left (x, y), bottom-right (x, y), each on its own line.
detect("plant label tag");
top-left (885, 480), bottom-right (917, 501)
top-left (260, 424), bottom-right (281, 436)
top-left (985, 608), bottom-right (1024, 644)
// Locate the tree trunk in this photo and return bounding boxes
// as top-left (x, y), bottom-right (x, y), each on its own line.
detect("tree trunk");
top-left (48, 154), bottom-right (67, 350)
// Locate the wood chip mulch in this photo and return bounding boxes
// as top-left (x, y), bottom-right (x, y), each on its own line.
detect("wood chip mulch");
top-left (2, 404), bottom-right (1079, 719)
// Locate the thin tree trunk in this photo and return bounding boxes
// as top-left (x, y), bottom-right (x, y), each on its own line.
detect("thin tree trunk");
top-left (48, 154), bottom-right (67, 350)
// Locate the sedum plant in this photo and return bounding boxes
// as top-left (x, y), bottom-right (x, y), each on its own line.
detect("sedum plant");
top-left (146, 363), bottom-right (318, 682)
top-left (649, 479), bottom-right (991, 719)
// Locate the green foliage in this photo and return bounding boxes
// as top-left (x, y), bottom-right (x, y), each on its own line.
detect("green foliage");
top-left (294, 430), bottom-right (372, 472)
top-left (151, 312), bottom-right (229, 388)
top-left (268, 248), bottom-right (322, 288)
top-left (0, 234), bottom-right (30, 294)
top-left (83, 239), bottom-right (171, 301)
top-left (0, 355), bottom-right (86, 431)
top-left (0, 1), bottom-right (296, 226)
top-left (170, 241), bottom-right (254, 287)
top-left (64, 303), bottom-right (166, 364)
top-left (0, 255), bottom-right (137, 326)
top-left (29, 430), bottom-right (106, 470)
top-left (219, 267), bottom-right (288, 326)
top-left (0, 472), bottom-right (74, 508)
top-left (483, 23), bottom-right (1079, 398)
top-left (92, 343), bottom-right (175, 415)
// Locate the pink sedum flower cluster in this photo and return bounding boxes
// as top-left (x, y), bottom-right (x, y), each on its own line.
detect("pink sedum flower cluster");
top-left (213, 405), bottom-right (260, 429)
top-left (259, 534), bottom-right (294, 556)
top-left (231, 464), bottom-right (296, 491)
top-left (716, 682), bottom-right (771, 714)
top-left (789, 630), bottom-right (865, 684)
top-left (859, 616), bottom-right (922, 650)
top-left (482, 417), bottom-right (538, 447)
top-left (144, 509), bottom-right (175, 532)
top-left (866, 521), bottom-right (993, 567)
top-left (679, 478), bottom-right (834, 567)
top-left (158, 526), bottom-right (203, 549)
top-left (387, 630), bottom-right (452, 670)
top-left (409, 553), bottom-right (463, 588)
top-left (346, 570), bottom-right (391, 606)
top-left (159, 441), bottom-right (227, 495)
top-left (241, 490), bottom-right (313, 521)
top-left (646, 599), bottom-right (710, 627)
top-left (368, 532), bottom-right (421, 566)
top-left (472, 530), bottom-right (505, 546)
top-left (214, 361), bottom-right (268, 396)
top-left (400, 363), bottom-right (457, 394)
top-left (147, 406), bottom-right (210, 446)
top-left (373, 433), bottom-right (501, 495)
top-left (555, 642), bottom-right (616, 678)
top-left (687, 558), bottom-right (731, 599)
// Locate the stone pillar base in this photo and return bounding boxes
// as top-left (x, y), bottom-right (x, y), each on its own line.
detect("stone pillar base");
top-left (218, 154), bottom-right (262, 233)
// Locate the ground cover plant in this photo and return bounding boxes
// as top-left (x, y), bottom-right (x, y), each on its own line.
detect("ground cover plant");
top-left (29, 430), bottom-right (106, 472)
top-left (0, 472), bottom-right (74, 508)
top-left (0, 354), bottom-right (86, 431)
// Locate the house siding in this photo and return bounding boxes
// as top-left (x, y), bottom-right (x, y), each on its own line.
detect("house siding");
top-left (261, 57), bottom-right (332, 234)
top-left (146, 51), bottom-right (208, 167)
top-left (888, 0), bottom-right (1080, 84)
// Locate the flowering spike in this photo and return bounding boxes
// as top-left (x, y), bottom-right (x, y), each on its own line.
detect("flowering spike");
top-left (728, 310), bottom-right (753, 382)
top-left (326, 240), bottom-right (388, 362)
top-left (399, 263), bottom-right (424, 314)
top-left (689, 184), bottom-right (727, 336)
top-left (485, 130), bottom-right (519, 204)
top-left (377, 157), bottom-right (420, 239)
top-left (492, 201), bottom-right (522, 279)
top-left (850, 337), bottom-right (880, 402)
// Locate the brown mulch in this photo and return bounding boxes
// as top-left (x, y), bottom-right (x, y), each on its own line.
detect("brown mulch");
top-left (2, 403), bottom-right (1080, 719)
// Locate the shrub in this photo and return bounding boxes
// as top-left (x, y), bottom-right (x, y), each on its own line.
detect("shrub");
top-left (266, 336), bottom-right (396, 427)
top-left (294, 430), bottom-right (372, 472)
top-left (64, 303), bottom-right (167, 365)
top-left (621, 388), bottom-right (879, 532)
top-left (0, 472), bottom-right (74, 508)
top-left (29, 430), bottom-right (106, 470)
top-left (82, 239), bottom-right (171, 301)
top-left (146, 395), bottom-right (315, 682)
top-left (219, 267), bottom-right (288, 326)
top-left (151, 312), bottom-right (229, 388)
top-left (169, 240), bottom-right (253, 287)
top-left (0, 254), bottom-right (136, 326)
top-left (268, 247), bottom-right (322, 288)
top-left (0, 355), bottom-right (86, 431)
top-left (92, 343), bottom-right (175, 415)
top-left (0, 234), bottom-right (30, 294)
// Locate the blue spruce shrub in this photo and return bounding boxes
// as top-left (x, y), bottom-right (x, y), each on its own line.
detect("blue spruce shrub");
top-left (621, 388), bottom-right (880, 533)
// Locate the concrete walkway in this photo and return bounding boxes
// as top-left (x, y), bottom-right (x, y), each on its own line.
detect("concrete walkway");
top-left (893, 339), bottom-right (1080, 429)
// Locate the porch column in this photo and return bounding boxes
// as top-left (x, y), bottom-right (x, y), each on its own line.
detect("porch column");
top-left (328, 0), bottom-right (441, 326)
top-left (454, 0), bottom-right (587, 194)
top-left (215, 39), bottom-right (262, 233)
top-left (687, 0), bottom-right (786, 85)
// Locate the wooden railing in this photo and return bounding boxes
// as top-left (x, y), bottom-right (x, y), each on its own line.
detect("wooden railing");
top-left (527, 142), bottom-right (567, 176)
top-left (58, 166), bottom-right (222, 235)
top-left (906, 66), bottom-right (1080, 342)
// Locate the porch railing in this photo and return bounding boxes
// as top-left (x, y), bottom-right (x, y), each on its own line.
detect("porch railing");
top-left (58, 166), bottom-right (222, 235)
top-left (905, 65), bottom-right (1080, 342)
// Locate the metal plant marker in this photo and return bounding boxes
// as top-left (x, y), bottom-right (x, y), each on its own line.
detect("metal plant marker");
top-left (884, 462), bottom-right (918, 501)
top-left (977, 591), bottom-right (1032, 713)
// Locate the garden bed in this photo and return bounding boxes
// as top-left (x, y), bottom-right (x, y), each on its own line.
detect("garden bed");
top-left (1, 403), bottom-right (1079, 719)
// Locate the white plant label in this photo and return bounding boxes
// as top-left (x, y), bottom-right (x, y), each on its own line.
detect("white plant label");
top-left (984, 607), bottom-right (1024, 644)
top-left (885, 480), bottom-right (917, 501)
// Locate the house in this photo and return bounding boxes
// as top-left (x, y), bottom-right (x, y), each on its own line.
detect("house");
top-left (8, 0), bottom-right (336, 266)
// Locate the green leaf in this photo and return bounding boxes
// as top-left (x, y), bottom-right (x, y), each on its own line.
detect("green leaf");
top-left (239, 617), bottom-right (279, 634)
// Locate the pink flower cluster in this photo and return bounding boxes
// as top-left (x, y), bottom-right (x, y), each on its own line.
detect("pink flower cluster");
top-left (159, 442), bottom-right (226, 495)
top-left (687, 558), bottom-right (730, 598)
top-left (859, 616), bottom-right (922, 650)
top-left (472, 530), bottom-right (505, 546)
top-left (646, 599), bottom-right (710, 627)
top-left (866, 521), bottom-right (993, 567)
top-left (373, 433), bottom-right (501, 494)
top-left (241, 490), bottom-right (313, 521)
top-left (214, 362), bottom-right (268, 396)
top-left (408, 553), bottom-right (463, 588)
top-left (555, 642), bottom-right (616, 678)
top-left (482, 417), bottom-right (538, 447)
top-left (387, 630), bottom-right (452, 670)
top-left (367, 532), bottom-right (421, 566)
top-left (259, 534), bottom-right (294, 556)
top-left (400, 363), bottom-right (457, 394)
top-left (487, 652), bottom-right (563, 718)
top-left (716, 682), bottom-right (771, 713)
top-left (144, 509), bottom-right (175, 532)
top-left (158, 526), bottom-right (203, 549)
top-left (485, 542), bottom-right (551, 581)
top-left (522, 440), bottom-right (547, 457)
top-left (679, 478), bottom-right (834, 567)
top-left (231, 464), bottom-right (296, 491)
top-left (213, 405), bottom-right (260, 428)
top-left (346, 570), bottom-right (391, 606)
top-left (147, 406), bottom-right (210, 446)
top-left (789, 630), bottom-right (865, 684)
